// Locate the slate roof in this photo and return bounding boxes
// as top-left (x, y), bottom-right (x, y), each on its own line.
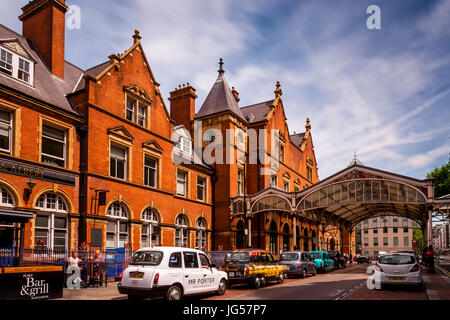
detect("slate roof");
top-left (195, 71), bottom-right (246, 121)
top-left (290, 132), bottom-right (306, 148)
top-left (0, 24), bottom-right (83, 116)
top-left (240, 100), bottom-right (274, 123)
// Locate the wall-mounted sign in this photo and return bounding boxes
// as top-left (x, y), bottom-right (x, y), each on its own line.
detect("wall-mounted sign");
top-left (0, 266), bottom-right (64, 300)
top-left (0, 158), bottom-right (76, 186)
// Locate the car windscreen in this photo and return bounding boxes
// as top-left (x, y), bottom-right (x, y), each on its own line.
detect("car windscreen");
top-left (328, 252), bottom-right (337, 258)
top-left (225, 252), bottom-right (250, 263)
top-left (309, 253), bottom-right (322, 260)
top-left (280, 253), bottom-right (299, 261)
top-left (378, 255), bottom-right (415, 265)
top-left (129, 251), bottom-right (163, 266)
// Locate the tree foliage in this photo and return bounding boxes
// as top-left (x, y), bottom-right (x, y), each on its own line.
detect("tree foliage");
top-left (426, 159), bottom-right (450, 198)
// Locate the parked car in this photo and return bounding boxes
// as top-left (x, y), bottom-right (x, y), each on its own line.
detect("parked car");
top-left (222, 249), bottom-right (288, 288)
top-left (328, 251), bottom-right (346, 269)
top-left (118, 247), bottom-right (228, 300)
top-left (356, 254), bottom-right (370, 264)
top-left (375, 253), bottom-right (423, 290)
top-left (279, 251), bottom-right (316, 278)
top-left (308, 251), bottom-right (335, 273)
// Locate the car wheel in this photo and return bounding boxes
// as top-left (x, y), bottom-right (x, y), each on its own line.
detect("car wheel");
top-left (312, 267), bottom-right (317, 276)
top-left (166, 285), bottom-right (182, 301)
top-left (252, 277), bottom-right (261, 289)
top-left (217, 278), bottom-right (227, 295)
top-left (260, 277), bottom-right (267, 287)
top-left (300, 269), bottom-right (306, 278)
top-left (278, 274), bottom-right (285, 284)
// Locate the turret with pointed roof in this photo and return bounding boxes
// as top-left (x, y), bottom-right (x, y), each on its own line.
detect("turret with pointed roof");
top-left (195, 58), bottom-right (246, 122)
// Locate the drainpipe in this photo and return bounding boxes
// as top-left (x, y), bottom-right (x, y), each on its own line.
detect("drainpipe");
top-left (77, 124), bottom-right (89, 247)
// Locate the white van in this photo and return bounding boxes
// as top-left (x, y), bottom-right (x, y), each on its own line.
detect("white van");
top-left (118, 247), bottom-right (228, 300)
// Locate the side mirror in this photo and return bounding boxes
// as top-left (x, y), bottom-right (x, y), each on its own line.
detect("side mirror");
top-left (211, 263), bottom-right (217, 268)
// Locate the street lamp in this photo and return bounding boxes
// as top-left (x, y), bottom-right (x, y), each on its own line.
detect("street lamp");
top-left (24, 177), bottom-right (36, 199)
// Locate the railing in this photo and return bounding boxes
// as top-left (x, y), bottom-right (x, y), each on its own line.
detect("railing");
top-left (0, 246), bottom-right (13, 267)
top-left (20, 247), bottom-right (134, 280)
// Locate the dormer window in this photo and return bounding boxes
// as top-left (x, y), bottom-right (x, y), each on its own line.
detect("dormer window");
top-left (0, 49), bottom-right (13, 76)
top-left (18, 58), bottom-right (30, 82)
top-left (0, 46), bottom-right (33, 84)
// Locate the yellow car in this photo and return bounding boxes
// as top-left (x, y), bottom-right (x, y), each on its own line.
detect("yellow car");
top-left (222, 249), bottom-right (288, 288)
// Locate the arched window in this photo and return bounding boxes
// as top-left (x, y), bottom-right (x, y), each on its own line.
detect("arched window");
top-left (175, 214), bottom-right (188, 247)
top-left (269, 221), bottom-right (278, 254)
top-left (303, 228), bottom-right (309, 251)
top-left (236, 220), bottom-right (245, 249)
top-left (141, 207), bottom-right (160, 247)
top-left (35, 192), bottom-right (69, 250)
top-left (195, 218), bottom-right (207, 250)
top-left (106, 202), bottom-right (129, 249)
top-left (282, 224), bottom-right (290, 252)
top-left (330, 238), bottom-right (336, 251)
top-left (0, 186), bottom-right (14, 207)
top-left (0, 186), bottom-right (15, 247)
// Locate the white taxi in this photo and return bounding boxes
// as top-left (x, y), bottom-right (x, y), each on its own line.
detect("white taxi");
top-left (118, 247), bottom-right (228, 300)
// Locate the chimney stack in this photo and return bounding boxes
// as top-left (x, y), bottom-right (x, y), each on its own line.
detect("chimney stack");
top-left (169, 83), bottom-right (197, 132)
top-left (19, 0), bottom-right (68, 79)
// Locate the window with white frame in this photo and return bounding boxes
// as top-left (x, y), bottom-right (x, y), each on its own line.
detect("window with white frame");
top-left (141, 208), bottom-right (160, 247)
top-left (237, 169), bottom-right (243, 196)
top-left (283, 181), bottom-right (289, 192)
top-left (138, 105), bottom-right (146, 127)
top-left (41, 124), bottom-right (66, 167)
top-left (110, 144), bottom-right (127, 180)
top-left (176, 170), bottom-right (187, 197)
top-left (34, 192), bottom-right (69, 250)
top-left (0, 48), bottom-right (13, 76)
top-left (126, 97), bottom-right (147, 127)
top-left (0, 186), bottom-right (14, 207)
top-left (175, 214), bottom-right (189, 247)
top-left (18, 58), bottom-right (30, 83)
top-left (0, 109), bottom-right (12, 154)
top-left (195, 218), bottom-right (207, 250)
top-left (271, 175), bottom-right (277, 188)
top-left (0, 47), bottom-right (33, 84)
top-left (197, 176), bottom-right (206, 202)
top-left (144, 156), bottom-right (158, 188)
top-left (106, 202), bottom-right (129, 249)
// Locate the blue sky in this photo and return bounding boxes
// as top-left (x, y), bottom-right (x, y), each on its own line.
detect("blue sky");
top-left (3, 0), bottom-right (449, 180)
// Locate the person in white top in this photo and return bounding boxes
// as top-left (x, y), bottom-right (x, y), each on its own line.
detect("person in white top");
top-left (68, 252), bottom-right (84, 286)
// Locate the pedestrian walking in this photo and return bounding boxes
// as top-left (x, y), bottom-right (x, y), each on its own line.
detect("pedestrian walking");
top-left (349, 253), bottom-right (353, 266)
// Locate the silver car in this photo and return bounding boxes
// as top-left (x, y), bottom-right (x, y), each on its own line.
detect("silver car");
top-left (375, 253), bottom-right (423, 289)
top-left (279, 251), bottom-right (316, 278)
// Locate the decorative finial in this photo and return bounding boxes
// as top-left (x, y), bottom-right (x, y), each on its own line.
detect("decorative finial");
top-left (133, 29), bottom-right (142, 43)
top-left (348, 150), bottom-right (363, 167)
top-left (305, 118), bottom-right (311, 130)
top-left (274, 80), bottom-right (282, 96)
top-left (218, 58), bottom-right (225, 74)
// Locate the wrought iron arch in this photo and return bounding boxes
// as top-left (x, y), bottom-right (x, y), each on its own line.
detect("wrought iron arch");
top-left (251, 195), bottom-right (292, 214)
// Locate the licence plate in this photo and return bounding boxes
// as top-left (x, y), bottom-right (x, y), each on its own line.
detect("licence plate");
top-left (130, 272), bottom-right (144, 279)
top-left (229, 272), bottom-right (235, 277)
top-left (388, 276), bottom-right (405, 281)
